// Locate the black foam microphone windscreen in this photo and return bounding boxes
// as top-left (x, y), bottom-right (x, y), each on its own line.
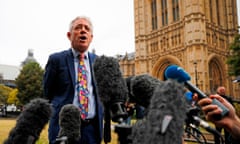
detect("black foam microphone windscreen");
top-left (93, 55), bottom-right (128, 122)
top-left (56, 104), bottom-right (81, 144)
top-left (93, 55), bottom-right (129, 143)
top-left (131, 79), bottom-right (187, 144)
top-left (129, 74), bottom-right (164, 108)
top-left (93, 55), bottom-right (128, 104)
top-left (4, 98), bottom-right (52, 144)
top-left (131, 119), bottom-right (147, 144)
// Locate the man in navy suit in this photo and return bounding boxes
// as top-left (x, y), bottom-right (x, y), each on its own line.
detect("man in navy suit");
top-left (44, 16), bottom-right (104, 144)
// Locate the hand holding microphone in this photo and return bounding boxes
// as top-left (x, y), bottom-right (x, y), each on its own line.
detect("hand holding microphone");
top-left (164, 65), bottom-right (229, 120)
top-left (198, 94), bottom-right (237, 126)
top-left (198, 94), bottom-right (240, 141)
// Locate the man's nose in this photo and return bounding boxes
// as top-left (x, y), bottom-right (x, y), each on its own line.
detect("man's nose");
top-left (80, 30), bottom-right (86, 34)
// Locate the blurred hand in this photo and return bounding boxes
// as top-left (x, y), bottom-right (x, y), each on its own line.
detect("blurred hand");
top-left (197, 94), bottom-right (236, 128)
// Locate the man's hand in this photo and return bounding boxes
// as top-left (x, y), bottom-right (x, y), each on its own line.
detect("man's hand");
top-left (196, 94), bottom-right (240, 139)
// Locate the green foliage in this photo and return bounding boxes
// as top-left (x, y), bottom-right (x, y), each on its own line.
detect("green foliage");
top-left (15, 62), bottom-right (44, 104)
top-left (0, 85), bottom-right (13, 104)
top-left (227, 34), bottom-right (240, 76)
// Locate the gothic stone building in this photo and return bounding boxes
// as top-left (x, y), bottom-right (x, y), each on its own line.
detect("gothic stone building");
top-left (119, 0), bottom-right (240, 100)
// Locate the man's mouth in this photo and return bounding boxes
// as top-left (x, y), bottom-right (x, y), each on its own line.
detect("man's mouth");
top-left (79, 36), bottom-right (87, 41)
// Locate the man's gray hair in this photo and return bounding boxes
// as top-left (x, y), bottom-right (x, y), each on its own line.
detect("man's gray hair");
top-left (69, 16), bottom-right (93, 32)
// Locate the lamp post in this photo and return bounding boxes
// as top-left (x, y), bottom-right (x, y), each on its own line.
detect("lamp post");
top-left (194, 61), bottom-right (198, 87)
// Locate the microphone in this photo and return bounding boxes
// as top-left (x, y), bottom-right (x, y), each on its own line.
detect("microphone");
top-left (4, 98), bottom-right (52, 144)
top-left (131, 119), bottom-right (146, 144)
top-left (184, 91), bottom-right (193, 102)
top-left (190, 115), bottom-right (224, 143)
top-left (127, 74), bottom-right (164, 108)
top-left (55, 104), bottom-right (81, 144)
top-left (164, 64), bottom-right (229, 119)
top-left (131, 79), bottom-right (187, 144)
top-left (93, 55), bottom-right (128, 143)
top-left (93, 55), bottom-right (128, 123)
top-left (116, 74), bottom-right (163, 144)
top-left (125, 76), bottom-right (134, 102)
top-left (192, 116), bottom-right (221, 135)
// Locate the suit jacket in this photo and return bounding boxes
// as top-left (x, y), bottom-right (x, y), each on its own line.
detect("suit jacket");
top-left (43, 49), bottom-right (103, 144)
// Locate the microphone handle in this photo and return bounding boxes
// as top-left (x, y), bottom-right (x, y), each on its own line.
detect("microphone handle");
top-left (104, 107), bottom-right (111, 143)
top-left (193, 116), bottom-right (222, 137)
top-left (185, 81), bottom-right (229, 119)
top-left (184, 81), bottom-right (207, 99)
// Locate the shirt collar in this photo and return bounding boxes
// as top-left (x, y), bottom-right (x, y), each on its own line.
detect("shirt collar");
top-left (71, 48), bottom-right (88, 59)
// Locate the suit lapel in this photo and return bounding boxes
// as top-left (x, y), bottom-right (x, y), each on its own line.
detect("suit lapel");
top-left (88, 52), bottom-right (97, 80)
top-left (66, 49), bottom-right (75, 88)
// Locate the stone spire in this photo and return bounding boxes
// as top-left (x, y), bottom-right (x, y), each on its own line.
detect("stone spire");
top-left (21, 49), bottom-right (37, 66)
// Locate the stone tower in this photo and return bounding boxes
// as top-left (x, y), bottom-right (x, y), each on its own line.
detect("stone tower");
top-left (131, 0), bottom-right (240, 99)
top-left (21, 49), bottom-right (37, 66)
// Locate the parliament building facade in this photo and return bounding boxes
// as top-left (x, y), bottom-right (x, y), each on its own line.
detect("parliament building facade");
top-left (119, 0), bottom-right (240, 100)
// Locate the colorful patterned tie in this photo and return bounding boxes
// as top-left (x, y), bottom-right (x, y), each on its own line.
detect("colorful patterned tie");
top-left (78, 53), bottom-right (89, 119)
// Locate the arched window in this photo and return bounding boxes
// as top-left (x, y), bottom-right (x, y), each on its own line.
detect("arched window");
top-left (209, 59), bottom-right (223, 92)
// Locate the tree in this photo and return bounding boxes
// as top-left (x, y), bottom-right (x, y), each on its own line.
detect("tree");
top-left (15, 62), bottom-right (44, 104)
top-left (0, 84), bottom-right (13, 104)
top-left (7, 89), bottom-right (19, 105)
top-left (227, 34), bottom-right (240, 76)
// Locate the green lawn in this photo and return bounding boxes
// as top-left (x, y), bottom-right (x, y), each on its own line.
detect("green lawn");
top-left (0, 118), bottom-right (49, 144)
top-left (0, 118), bottom-right (119, 144)
top-left (1, 118), bottom-right (215, 144)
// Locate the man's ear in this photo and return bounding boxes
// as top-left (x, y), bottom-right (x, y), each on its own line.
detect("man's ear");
top-left (89, 34), bottom-right (93, 43)
top-left (67, 32), bottom-right (71, 40)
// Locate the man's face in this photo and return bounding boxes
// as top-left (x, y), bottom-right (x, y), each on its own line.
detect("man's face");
top-left (67, 18), bottom-right (93, 53)
top-left (218, 87), bottom-right (226, 95)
